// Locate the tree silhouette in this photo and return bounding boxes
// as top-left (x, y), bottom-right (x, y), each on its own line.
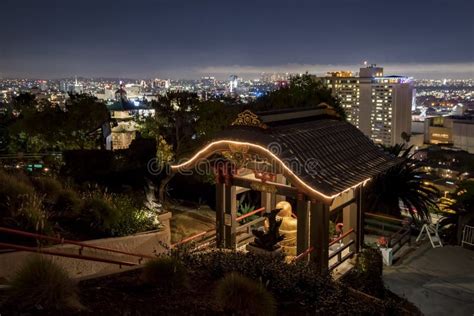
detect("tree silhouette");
top-left (250, 73), bottom-right (347, 120)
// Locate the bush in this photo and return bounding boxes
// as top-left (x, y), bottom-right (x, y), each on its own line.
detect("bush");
top-left (52, 188), bottom-right (82, 217)
top-left (80, 197), bottom-right (121, 235)
top-left (17, 194), bottom-right (52, 234)
top-left (6, 256), bottom-right (81, 311)
top-left (176, 249), bottom-right (331, 308)
top-left (142, 256), bottom-right (187, 290)
top-left (341, 247), bottom-right (385, 298)
top-left (31, 176), bottom-right (63, 203)
top-left (109, 195), bottom-right (158, 236)
top-left (215, 272), bottom-right (276, 316)
top-left (0, 170), bottom-right (35, 217)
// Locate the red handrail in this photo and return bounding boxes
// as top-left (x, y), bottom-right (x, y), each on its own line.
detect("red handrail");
top-left (0, 227), bottom-right (154, 259)
top-left (329, 228), bottom-right (355, 247)
top-left (0, 242), bottom-right (137, 267)
top-left (236, 207), bottom-right (266, 222)
top-left (171, 228), bottom-right (215, 248)
top-left (293, 228), bottom-right (356, 262)
top-left (293, 246), bottom-right (314, 261)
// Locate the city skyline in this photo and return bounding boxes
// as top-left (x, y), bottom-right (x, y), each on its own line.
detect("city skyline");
top-left (1, 0), bottom-right (473, 79)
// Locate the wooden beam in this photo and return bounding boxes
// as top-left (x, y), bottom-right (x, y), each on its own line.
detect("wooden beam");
top-left (330, 197), bottom-right (356, 213)
top-left (232, 176), bottom-right (299, 198)
top-left (296, 193), bottom-right (309, 256)
top-left (310, 200), bottom-right (329, 274)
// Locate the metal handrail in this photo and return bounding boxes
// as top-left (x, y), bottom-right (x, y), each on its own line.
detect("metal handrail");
top-left (293, 246), bottom-right (314, 262)
top-left (294, 228), bottom-right (356, 262)
top-left (0, 227), bottom-right (154, 260)
top-left (389, 226), bottom-right (411, 255)
top-left (329, 228), bottom-right (355, 247)
top-left (171, 228), bottom-right (216, 248)
top-left (236, 207), bottom-right (266, 222)
top-left (0, 242), bottom-right (137, 267)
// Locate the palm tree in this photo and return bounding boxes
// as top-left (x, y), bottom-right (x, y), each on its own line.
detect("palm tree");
top-left (365, 145), bottom-right (440, 226)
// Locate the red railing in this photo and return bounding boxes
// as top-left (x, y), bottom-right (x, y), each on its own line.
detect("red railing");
top-left (171, 228), bottom-right (216, 248)
top-left (294, 228), bottom-right (356, 262)
top-left (0, 227), bottom-right (154, 261)
top-left (170, 207), bottom-right (267, 249)
top-left (0, 242), bottom-right (137, 267)
top-left (293, 246), bottom-right (314, 262)
top-left (329, 228), bottom-right (355, 247)
top-left (236, 207), bottom-right (266, 222)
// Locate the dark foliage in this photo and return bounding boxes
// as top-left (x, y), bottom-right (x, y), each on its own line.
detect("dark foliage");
top-left (4, 256), bottom-right (81, 312)
top-left (142, 256), bottom-right (188, 291)
top-left (342, 248), bottom-right (385, 298)
top-left (215, 272), bottom-right (276, 316)
top-left (365, 157), bottom-right (439, 226)
top-left (250, 73), bottom-right (347, 120)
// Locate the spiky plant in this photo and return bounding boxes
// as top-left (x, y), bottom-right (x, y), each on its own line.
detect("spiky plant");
top-left (142, 256), bottom-right (187, 290)
top-left (7, 256), bottom-right (81, 311)
top-left (215, 272), bottom-right (276, 316)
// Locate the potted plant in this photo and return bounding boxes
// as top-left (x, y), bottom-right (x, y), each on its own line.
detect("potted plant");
top-left (378, 236), bottom-right (393, 266)
top-left (246, 208), bottom-right (284, 256)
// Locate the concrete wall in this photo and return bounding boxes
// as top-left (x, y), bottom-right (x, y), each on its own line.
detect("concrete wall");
top-left (0, 212), bottom-right (172, 281)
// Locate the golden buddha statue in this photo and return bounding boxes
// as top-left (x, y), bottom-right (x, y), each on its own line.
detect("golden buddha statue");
top-left (275, 201), bottom-right (297, 256)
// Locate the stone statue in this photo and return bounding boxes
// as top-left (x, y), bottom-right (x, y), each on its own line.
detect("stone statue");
top-left (275, 201), bottom-right (297, 256)
top-left (144, 178), bottom-right (163, 227)
top-left (251, 208), bottom-right (285, 251)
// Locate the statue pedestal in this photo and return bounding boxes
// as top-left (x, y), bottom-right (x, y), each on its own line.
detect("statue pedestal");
top-left (246, 243), bottom-right (283, 257)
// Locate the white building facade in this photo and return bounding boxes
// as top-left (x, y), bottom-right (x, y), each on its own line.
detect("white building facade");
top-left (325, 65), bottom-right (413, 146)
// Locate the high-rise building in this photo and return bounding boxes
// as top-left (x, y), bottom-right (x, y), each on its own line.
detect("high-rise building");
top-left (324, 65), bottom-right (413, 146)
top-left (72, 77), bottom-right (83, 94)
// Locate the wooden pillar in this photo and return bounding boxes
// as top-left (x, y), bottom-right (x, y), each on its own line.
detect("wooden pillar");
top-left (343, 191), bottom-right (358, 252)
top-left (296, 193), bottom-right (309, 256)
top-left (275, 174), bottom-right (286, 204)
top-left (310, 199), bottom-right (329, 274)
top-left (215, 181), bottom-right (225, 248)
top-left (224, 183), bottom-right (237, 249)
top-left (357, 186), bottom-right (363, 251)
top-left (261, 191), bottom-right (272, 213)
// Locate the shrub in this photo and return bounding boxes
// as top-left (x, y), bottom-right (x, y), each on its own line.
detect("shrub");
top-left (215, 272), bottom-right (276, 316)
top-left (109, 195), bottom-right (158, 236)
top-left (341, 247), bottom-right (385, 298)
top-left (17, 194), bottom-right (52, 234)
top-left (142, 256), bottom-right (187, 290)
top-left (7, 256), bottom-right (81, 311)
top-left (0, 170), bottom-right (35, 217)
top-left (31, 176), bottom-right (63, 203)
top-left (80, 197), bottom-right (121, 235)
top-left (176, 249), bottom-right (330, 307)
top-left (52, 188), bottom-right (82, 217)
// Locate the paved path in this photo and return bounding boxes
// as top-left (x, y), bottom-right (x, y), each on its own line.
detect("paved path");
top-left (384, 244), bottom-right (474, 316)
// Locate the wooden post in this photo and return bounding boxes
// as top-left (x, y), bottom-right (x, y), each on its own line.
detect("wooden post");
top-left (261, 191), bottom-right (272, 213)
top-left (310, 199), bottom-right (329, 274)
top-left (224, 182), bottom-right (237, 249)
top-left (343, 190), bottom-right (358, 252)
top-left (296, 193), bottom-right (309, 256)
top-left (215, 181), bottom-right (225, 248)
top-left (357, 186), bottom-right (363, 251)
top-left (274, 174), bottom-right (286, 204)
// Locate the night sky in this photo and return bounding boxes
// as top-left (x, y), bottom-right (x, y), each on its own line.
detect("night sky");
top-left (1, 0), bottom-right (473, 79)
